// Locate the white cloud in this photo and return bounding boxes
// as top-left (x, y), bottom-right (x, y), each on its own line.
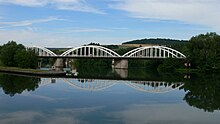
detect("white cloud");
top-left (0, 29), bottom-right (71, 47)
top-left (0, 17), bottom-right (64, 27)
top-left (0, 111), bottom-right (43, 124)
top-left (0, 28), bottom-right (129, 47)
top-left (110, 0), bottom-right (220, 31)
top-left (0, 107), bottom-right (103, 124)
top-left (0, 28), bottom-right (114, 47)
top-left (0, 0), bottom-right (104, 14)
top-left (108, 103), bottom-right (220, 124)
top-left (0, 0), bottom-right (47, 7)
top-left (67, 28), bottom-right (112, 33)
top-left (55, 0), bottom-right (105, 14)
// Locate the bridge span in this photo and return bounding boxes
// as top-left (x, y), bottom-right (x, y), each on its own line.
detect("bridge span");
top-left (27, 45), bottom-right (186, 69)
top-left (28, 45), bottom-right (186, 59)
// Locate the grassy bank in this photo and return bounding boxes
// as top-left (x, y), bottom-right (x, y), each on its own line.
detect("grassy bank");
top-left (0, 66), bottom-right (65, 76)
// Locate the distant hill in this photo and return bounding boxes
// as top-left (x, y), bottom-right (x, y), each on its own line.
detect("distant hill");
top-left (122, 38), bottom-right (188, 46)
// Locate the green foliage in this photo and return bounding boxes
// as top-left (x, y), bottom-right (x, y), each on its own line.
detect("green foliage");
top-left (123, 38), bottom-right (187, 46)
top-left (128, 60), bottom-right (161, 69)
top-left (0, 41), bottom-right (39, 69)
top-left (144, 60), bottom-right (162, 69)
top-left (105, 45), bottom-right (136, 56)
top-left (157, 58), bottom-right (182, 72)
top-left (129, 60), bottom-right (146, 68)
top-left (171, 43), bottom-right (188, 55)
top-left (49, 48), bottom-right (68, 55)
top-left (87, 42), bottom-right (100, 46)
top-left (41, 58), bottom-right (56, 68)
top-left (104, 45), bottom-right (119, 50)
top-left (14, 49), bottom-right (38, 69)
top-left (74, 59), bottom-right (111, 68)
top-left (115, 47), bottom-right (136, 56)
top-left (74, 59), bottom-right (116, 78)
top-left (0, 41), bottom-right (25, 66)
top-left (76, 66), bottom-right (114, 79)
top-left (187, 32), bottom-right (220, 72)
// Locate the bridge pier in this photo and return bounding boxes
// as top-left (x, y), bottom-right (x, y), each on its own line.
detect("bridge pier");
top-left (53, 58), bottom-right (64, 71)
top-left (38, 58), bottom-right (42, 69)
top-left (64, 58), bottom-right (72, 68)
top-left (113, 68), bottom-right (128, 78)
top-left (112, 59), bottom-right (128, 69)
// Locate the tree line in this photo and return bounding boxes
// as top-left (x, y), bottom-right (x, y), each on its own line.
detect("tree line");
top-left (0, 41), bottom-right (38, 69)
top-left (123, 38), bottom-right (187, 46)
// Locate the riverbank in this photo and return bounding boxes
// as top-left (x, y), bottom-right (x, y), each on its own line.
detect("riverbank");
top-left (0, 66), bottom-right (65, 76)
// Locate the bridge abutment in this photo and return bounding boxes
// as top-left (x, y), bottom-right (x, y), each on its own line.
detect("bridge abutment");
top-left (112, 59), bottom-right (128, 69)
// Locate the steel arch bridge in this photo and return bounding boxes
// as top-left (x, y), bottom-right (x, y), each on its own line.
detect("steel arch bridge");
top-left (28, 45), bottom-right (186, 59)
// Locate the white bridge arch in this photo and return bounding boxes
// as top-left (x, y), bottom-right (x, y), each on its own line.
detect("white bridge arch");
top-left (28, 45), bottom-right (57, 56)
top-left (122, 46), bottom-right (186, 59)
top-left (60, 45), bottom-right (120, 57)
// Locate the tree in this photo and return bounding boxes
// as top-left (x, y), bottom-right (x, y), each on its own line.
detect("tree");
top-left (0, 41), bottom-right (25, 66)
top-left (14, 49), bottom-right (38, 69)
top-left (187, 32), bottom-right (220, 71)
top-left (0, 41), bottom-right (39, 68)
top-left (157, 58), bottom-right (181, 72)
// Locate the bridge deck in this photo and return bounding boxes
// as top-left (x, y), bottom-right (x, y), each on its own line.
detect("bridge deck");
top-left (39, 56), bottom-right (186, 60)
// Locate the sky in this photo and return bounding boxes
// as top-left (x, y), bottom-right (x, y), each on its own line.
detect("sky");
top-left (0, 0), bottom-right (219, 47)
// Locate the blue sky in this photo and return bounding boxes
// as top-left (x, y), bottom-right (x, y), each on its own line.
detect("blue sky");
top-left (0, 0), bottom-right (219, 47)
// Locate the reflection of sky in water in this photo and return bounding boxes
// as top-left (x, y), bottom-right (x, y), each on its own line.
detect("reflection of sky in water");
top-left (0, 78), bottom-right (219, 124)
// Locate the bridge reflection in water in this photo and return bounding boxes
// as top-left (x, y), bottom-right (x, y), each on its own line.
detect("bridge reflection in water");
top-left (39, 78), bottom-right (184, 93)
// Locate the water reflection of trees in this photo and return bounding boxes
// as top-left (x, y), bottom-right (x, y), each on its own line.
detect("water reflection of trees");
top-left (0, 74), bottom-right (40, 96)
top-left (128, 68), bottom-right (185, 82)
top-left (76, 63), bottom-right (119, 79)
top-left (183, 73), bottom-right (220, 112)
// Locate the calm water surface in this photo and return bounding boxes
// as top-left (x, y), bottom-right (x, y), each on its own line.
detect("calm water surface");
top-left (0, 69), bottom-right (220, 124)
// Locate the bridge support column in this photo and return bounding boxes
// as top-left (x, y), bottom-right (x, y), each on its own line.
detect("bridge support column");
top-left (53, 58), bottom-right (64, 71)
top-left (112, 59), bottom-right (128, 69)
top-left (65, 58), bottom-right (72, 68)
top-left (38, 58), bottom-right (42, 69)
top-left (113, 68), bottom-right (128, 78)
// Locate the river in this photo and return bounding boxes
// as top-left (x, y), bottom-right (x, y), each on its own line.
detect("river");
top-left (0, 68), bottom-right (219, 124)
